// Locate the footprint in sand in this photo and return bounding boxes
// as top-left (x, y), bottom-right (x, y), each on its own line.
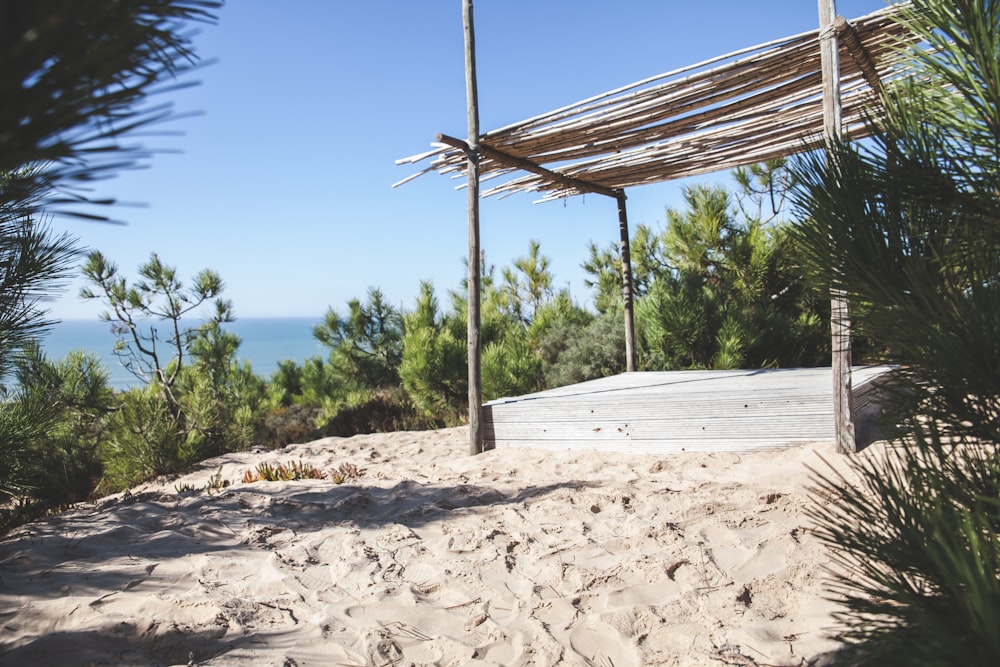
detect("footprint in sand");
top-left (569, 619), bottom-right (642, 667)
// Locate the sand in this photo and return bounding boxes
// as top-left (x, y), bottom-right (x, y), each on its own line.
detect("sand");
top-left (0, 426), bottom-right (867, 666)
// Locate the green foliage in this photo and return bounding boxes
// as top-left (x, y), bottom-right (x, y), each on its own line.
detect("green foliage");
top-left (623, 177), bottom-right (825, 370)
top-left (583, 224), bottom-right (670, 314)
top-left (581, 240), bottom-right (625, 313)
top-left (175, 468), bottom-right (229, 495)
top-left (268, 358), bottom-right (305, 407)
top-left (810, 435), bottom-right (1000, 666)
top-left (0, 0), bottom-right (221, 220)
top-left (495, 240), bottom-right (554, 323)
top-left (313, 287), bottom-right (403, 391)
top-left (791, 0), bottom-right (1000, 661)
top-left (0, 1), bottom-right (226, 527)
top-left (0, 343), bottom-right (112, 533)
top-left (294, 357), bottom-right (345, 406)
top-left (315, 387), bottom-right (432, 437)
top-left (176, 320), bottom-right (267, 460)
top-left (81, 251), bottom-right (229, 390)
top-left (242, 459), bottom-right (327, 483)
top-left (82, 253), bottom-right (268, 493)
top-left (662, 184), bottom-right (733, 276)
top-left (527, 290), bottom-right (595, 351)
top-left (177, 359), bottom-right (266, 462)
top-left (99, 386), bottom-right (183, 494)
top-left (637, 270), bottom-right (716, 369)
top-left (583, 164), bottom-right (827, 372)
top-left (0, 385), bottom-right (59, 502)
top-left (792, 5), bottom-right (1000, 440)
top-left (400, 247), bottom-right (588, 410)
top-left (205, 468), bottom-right (230, 494)
top-left (267, 287), bottom-right (416, 440)
top-left (0, 188), bottom-right (80, 386)
top-left (542, 308), bottom-right (626, 388)
top-left (330, 462), bottom-right (365, 485)
top-left (732, 158), bottom-right (794, 225)
top-left (239, 459), bottom-right (364, 485)
top-left (400, 282), bottom-right (467, 421)
top-left (9, 346), bottom-right (112, 504)
top-left (482, 332), bottom-right (544, 401)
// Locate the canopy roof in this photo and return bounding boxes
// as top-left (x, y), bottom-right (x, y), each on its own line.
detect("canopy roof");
top-left (396, 4), bottom-right (917, 201)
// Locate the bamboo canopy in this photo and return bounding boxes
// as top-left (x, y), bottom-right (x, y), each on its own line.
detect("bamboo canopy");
top-left (396, 4), bottom-right (916, 200)
top-left (395, 2), bottom-right (923, 454)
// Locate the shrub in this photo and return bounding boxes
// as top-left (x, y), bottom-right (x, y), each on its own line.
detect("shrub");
top-left (809, 432), bottom-right (1000, 665)
top-left (791, 1), bottom-right (1000, 661)
top-left (317, 387), bottom-right (438, 437)
top-left (261, 403), bottom-right (324, 447)
top-left (98, 387), bottom-right (182, 495)
top-left (543, 309), bottom-right (626, 388)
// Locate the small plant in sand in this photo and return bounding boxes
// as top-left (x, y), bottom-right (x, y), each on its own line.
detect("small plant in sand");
top-left (241, 459), bottom-right (327, 484)
top-left (205, 468), bottom-right (230, 494)
top-left (240, 460), bottom-right (365, 485)
top-left (174, 482), bottom-right (198, 494)
top-left (330, 462), bottom-right (364, 484)
top-left (286, 460), bottom-right (325, 481)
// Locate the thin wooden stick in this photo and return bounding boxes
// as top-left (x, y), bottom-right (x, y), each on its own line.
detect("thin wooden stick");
top-left (397, 4), bottom-right (913, 205)
top-left (820, 0), bottom-right (857, 455)
top-left (463, 0), bottom-right (483, 456)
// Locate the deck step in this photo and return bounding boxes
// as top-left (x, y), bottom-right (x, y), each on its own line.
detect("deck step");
top-left (482, 366), bottom-right (894, 453)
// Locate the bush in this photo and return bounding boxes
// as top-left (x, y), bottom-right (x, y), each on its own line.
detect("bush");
top-left (316, 387), bottom-right (437, 437)
top-left (1, 346), bottom-right (112, 517)
top-left (98, 387), bottom-right (183, 495)
top-left (809, 432), bottom-right (1000, 665)
top-left (791, 1), bottom-right (1000, 661)
top-left (399, 285), bottom-right (467, 420)
top-left (482, 332), bottom-right (544, 401)
top-left (542, 309), bottom-right (626, 388)
top-left (261, 403), bottom-right (324, 447)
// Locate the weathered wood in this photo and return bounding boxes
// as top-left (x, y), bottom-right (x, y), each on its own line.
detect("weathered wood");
top-left (463, 0), bottom-right (483, 455)
top-left (436, 50), bottom-right (890, 197)
top-left (397, 5), bottom-right (914, 200)
top-left (835, 15), bottom-right (885, 95)
top-left (819, 0), bottom-right (857, 455)
top-left (490, 39), bottom-right (823, 160)
top-left (438, 131), bottom-right (637, 376)
top-left (482, 367), bottom-right (893, 453)
top-left (616, 192), bottom-right (637, 372)
top-left (436, 133), bottom-right (618, 199)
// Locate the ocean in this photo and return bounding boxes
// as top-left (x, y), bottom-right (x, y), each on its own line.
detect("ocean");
top-left (42, 318), bottom-right (328, 390)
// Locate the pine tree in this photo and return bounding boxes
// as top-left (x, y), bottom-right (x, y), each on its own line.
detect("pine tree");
top-left (792, 1), bottom-right (1000, 662)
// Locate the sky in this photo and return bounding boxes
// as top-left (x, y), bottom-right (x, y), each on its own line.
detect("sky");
top-left (48, 0), bottom-right (892, 322)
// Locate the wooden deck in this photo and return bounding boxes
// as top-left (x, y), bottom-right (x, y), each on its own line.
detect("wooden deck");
top-left (482, 366), bottom-right (895, 453)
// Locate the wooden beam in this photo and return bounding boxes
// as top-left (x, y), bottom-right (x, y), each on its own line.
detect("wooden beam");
top-left (436, 133), bottom-right (619, 199)
top-left (437, 132), bottom-right (638, 376)
top-left (463, 0), bottom-right (483, 456)
top-left (400, 7), bottom-right (916, 201)
top-left (819, 0), bottom-right (857, 454)
top-left (616, 192), bottom-right (637, 372)
top-left (835, 15), bottom-right (884, 95)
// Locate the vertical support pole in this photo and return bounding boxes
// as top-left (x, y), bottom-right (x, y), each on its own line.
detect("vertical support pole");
top-left (819, 0), bottom-right (856, 453)
top-left (463, 0), bottom-right (483, 455)
top-left (616, 191), bottom-right (637, 372)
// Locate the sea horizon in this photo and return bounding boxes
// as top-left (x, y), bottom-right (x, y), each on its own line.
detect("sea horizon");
top-left (42, 317), bottom-right (328, 390)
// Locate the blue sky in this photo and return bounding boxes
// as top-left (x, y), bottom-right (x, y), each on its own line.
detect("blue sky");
top-left (50, 0), bottom-right (890, 321)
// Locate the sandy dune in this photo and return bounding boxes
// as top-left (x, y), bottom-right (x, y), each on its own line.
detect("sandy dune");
top-left (0, 427), bottom-right (866, 666)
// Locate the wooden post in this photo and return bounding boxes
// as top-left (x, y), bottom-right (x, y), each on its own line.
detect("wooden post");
top-left (616, 191), bottom-right (637, 372)
top-left (818, 0), bottom-right (856, 453)
top-left (463, 0), bottom-right (483, 455)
